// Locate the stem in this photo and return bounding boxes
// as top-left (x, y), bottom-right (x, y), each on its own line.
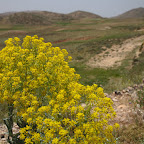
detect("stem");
top-left (3, 104), bottom-right (25, 144)
top-left (4, 104), bottom-right (14, 143)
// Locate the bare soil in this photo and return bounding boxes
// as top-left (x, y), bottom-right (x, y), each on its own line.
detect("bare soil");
top-left (87, 35), bottom-right (144, 68)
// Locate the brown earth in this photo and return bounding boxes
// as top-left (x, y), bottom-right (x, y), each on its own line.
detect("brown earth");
top-left (87, 35), bottom-right (144, 68)
top-left (53, 36), bottom-right (94, 44)
top-left (0, 30), bottom-right (27, 36)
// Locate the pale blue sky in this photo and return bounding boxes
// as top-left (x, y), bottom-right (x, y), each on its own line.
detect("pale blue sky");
top-left (0, 0), bottom-right (144, 17)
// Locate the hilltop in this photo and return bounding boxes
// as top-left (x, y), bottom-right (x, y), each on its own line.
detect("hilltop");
top-left (115, 7), bottom-right (144, 19)
top-left (68, 10), bottom-right (102, 19)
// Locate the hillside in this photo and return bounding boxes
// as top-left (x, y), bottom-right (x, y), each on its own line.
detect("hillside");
top-left (68, 10), bottom-right (102, 19)
top-left (0, 11), bottom-right (73, 25)
top-left (0, 10), bottom-right (102, 25)
top-left (115, 7), bottom-right (144, 19)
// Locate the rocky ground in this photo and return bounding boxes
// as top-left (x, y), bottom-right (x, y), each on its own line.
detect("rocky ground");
top-left (0, 123), bottom-right (19, 144)
top-left (108, 83), bottom-right (144, 125)
top-left (0, 83), bottom-right (144, 144)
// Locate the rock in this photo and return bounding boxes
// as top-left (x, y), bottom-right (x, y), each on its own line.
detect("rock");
top-left (131, 91), bottom-right (137, 101)
top-left (137, 109), bottom-right (142, 116)
top-left (117, 105), bottom-right (127, 110)
top-left (0, 123), bottom-right (20, 144)
top-left (1, 134), bottom-right (5, 139)
top-left (120, 117), bottom-right (125, 122)
top-left (1, 138), bottom-right (6, 141)
top-left (112, 92), bottom-right (116, 95)
top-left (122, 90), bottom-right (126, 93)
top-left (81, 103), bottom-right (86, 108)
top-left (125, 92), bottom-right (130, 96)
top-left (125, 88), bottom-right (130, 92)
top-left (127, 86), bottom-right (133, 91)
top-left (133, 84), bottom-right (138, 89)
top-left (104, 93), bottom-right (108, 97)
top-left (137, 104), bottom-right (140, 108)
top-left (114, 91), bottom-right (122, 95)
top-left (112, 98), bottom-right (118, 102)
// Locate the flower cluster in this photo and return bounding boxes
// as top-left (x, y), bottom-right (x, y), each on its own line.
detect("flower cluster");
top-left (0, 35), bottom-right (119, 144)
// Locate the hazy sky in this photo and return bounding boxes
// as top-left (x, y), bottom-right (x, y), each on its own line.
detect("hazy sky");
top-left (0, 0), bottom-right (144, 17)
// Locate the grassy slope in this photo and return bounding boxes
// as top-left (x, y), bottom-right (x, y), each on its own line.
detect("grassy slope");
top-left (1, 18), bottom-right (144, 91)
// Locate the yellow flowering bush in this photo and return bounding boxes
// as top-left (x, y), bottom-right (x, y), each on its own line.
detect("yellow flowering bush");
top-left (0, 35), bottom-right (119, 144)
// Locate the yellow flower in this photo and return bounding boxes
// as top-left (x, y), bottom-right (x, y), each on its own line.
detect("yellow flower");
top-left (59, 129), bottom-right (68, 136)
top-left (17, 62), bottom-right (23, 67)
top-left (74, 129), bottom-right (83, 139)
top-left (52, 138), bottom-right (59, 144)
top-left (114, 123), bottom-right (120, 129)
top-left (71, 106), bottom-right (76, 114)
top-left (56, 94), bottom-right (64, 102)
top-left (69, 120), bottom-right (76, 127)
top-left (27, 118), bottom-right (32, 124)
top-left (62, 118), bottom-right (70, 125)
top-left (76, 112), bottom-right (84, 121)
top-left (74, 94), bottom-right (81, 100)
top-left (20, 134), bottom-right (25, 140)
top-left (25, 138), bottom-right (33, 144)
top-left (62, 103), bottom-right (69, 112)
top-left (32, 132), bottom-right (40, 142)
top-left (69, 138), bottom-right (76, 144)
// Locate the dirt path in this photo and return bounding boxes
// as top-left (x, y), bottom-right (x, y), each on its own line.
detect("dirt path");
top-left (53, 36), bottom-right (93, 44)
top-left (0, 30), bottom-right (26, 36)
top-left (87, 35), bottom-right (144, 68)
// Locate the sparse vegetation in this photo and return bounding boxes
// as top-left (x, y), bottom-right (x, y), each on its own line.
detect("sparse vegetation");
top-left (114, 123), bottom-right (144, 144)
top-left (0, 10), bottom-right (144, 143)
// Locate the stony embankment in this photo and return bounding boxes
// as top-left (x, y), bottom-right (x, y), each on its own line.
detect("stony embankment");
top-left (0, 83), bottom-right (144, 143)
top-left (107, 83), bottom-right (144, 125)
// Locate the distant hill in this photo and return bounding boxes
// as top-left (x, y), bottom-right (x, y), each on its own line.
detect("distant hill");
top-left (0, 11), bottom-right (73, 25)
top-left (115, 7), bottom-right (144, 19)
top-left (68, 10), bottom-right (102, 19)
top-left (0, 10), bottom-right (102, 25)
